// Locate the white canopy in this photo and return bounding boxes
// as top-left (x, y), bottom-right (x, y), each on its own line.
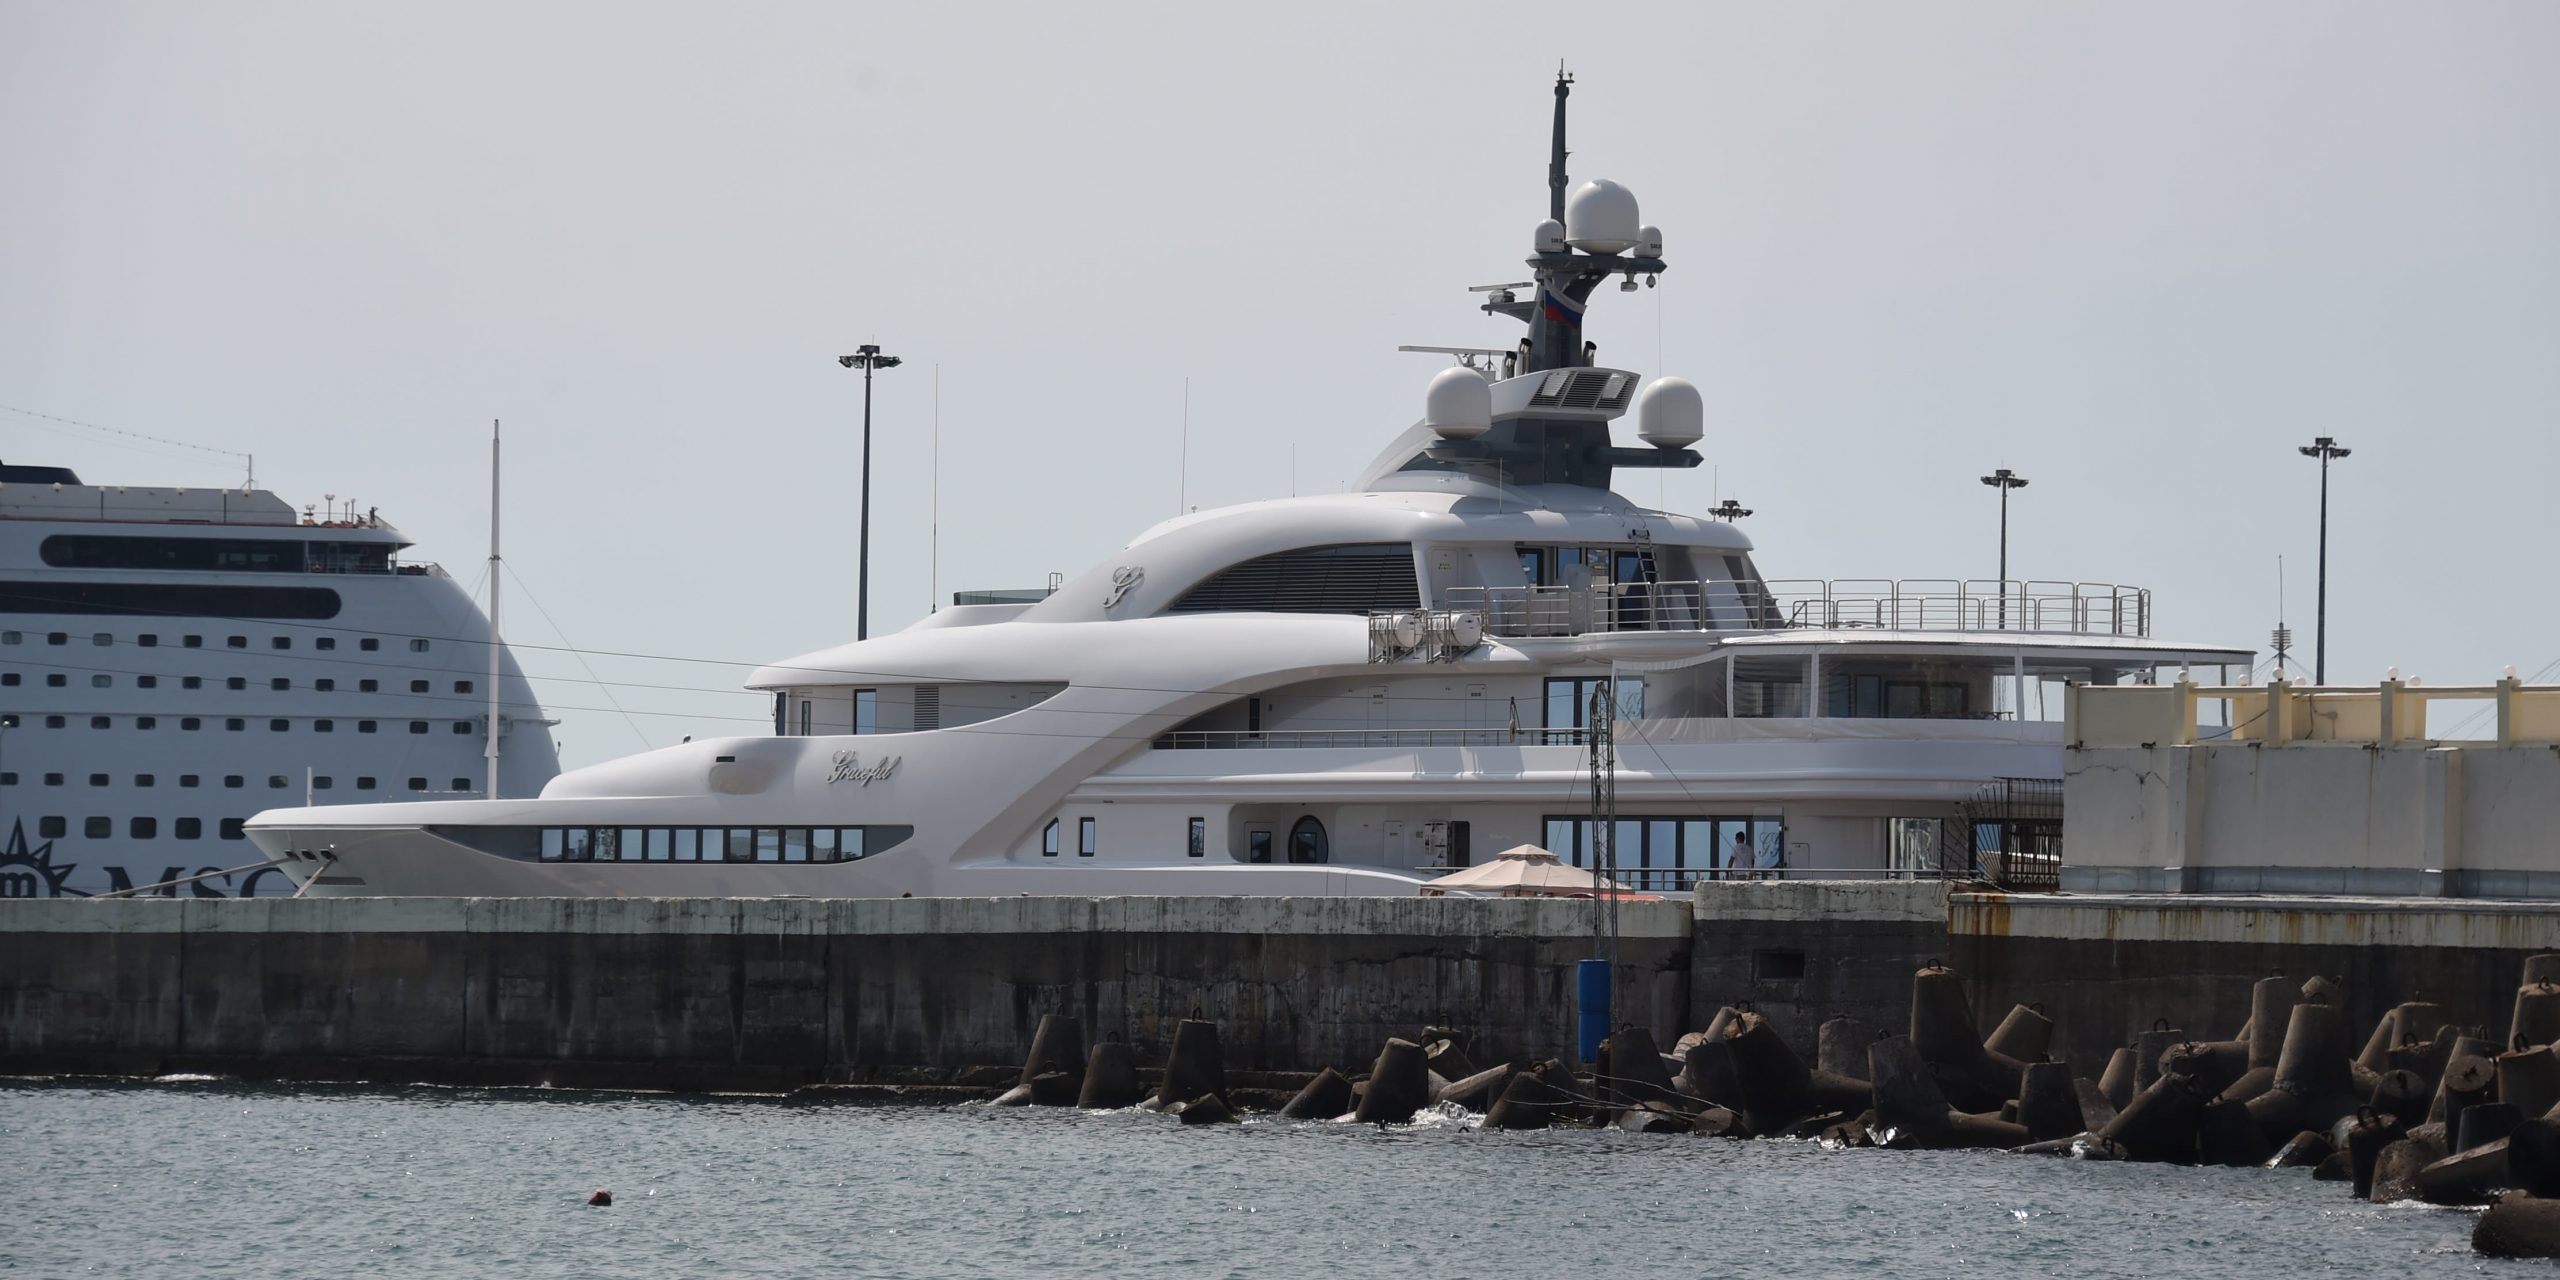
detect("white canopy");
top-left (1421, 844), bottom-right (1629, 897)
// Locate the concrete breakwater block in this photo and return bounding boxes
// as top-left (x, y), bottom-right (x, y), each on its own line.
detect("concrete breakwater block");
top-left (1171, 1094), bottom-right (1235, 1125)
top-left (1154, 1019), bottom-right (1226, 1109)
top-left (1280, 1067), bottom-right (1354, 1120)
top-left (1354, 1038), bottom-right (1432, 1124)
top-left (2476, 1193), bottom-right (2560, 1258)
top-left (2098, 1047), bottom-right (2137, 1113)
top-left (1818, 1016), bottom-right (1878, 1083)
top-left (2369, 1134), bottom-right (2448, 1203)
top-left (1984, 1004), bottom-right (2053, 1065)
top-left (1483, 1062), bottom-right (1572, 1131)
top-left (2100, 1073), bottom-right (2204, 1164)
top-left (2017, 1061), bottom-right (2086, 1145)
top-left (2270, 1129), bottom-right (2332, 1169)
top-left (1909, 966), bottom-right (2027, 1115)
top-left (1432, 1064), bottom-right (1513, 1112)
top-left (2244, 1003), bottom-right (2362, 1144)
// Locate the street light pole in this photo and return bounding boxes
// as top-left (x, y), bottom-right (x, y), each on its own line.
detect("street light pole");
top-left (838, 344), bottom-right (903, 641)
top-left (2297, 436), bottom-right (2351, 683)
top-left (1979, 468), bottom-right (2028, 628)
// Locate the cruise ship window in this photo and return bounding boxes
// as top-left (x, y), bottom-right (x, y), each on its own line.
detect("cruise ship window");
top-left (43, 773), bottom-right (63, 786)
top-left (360, 679), bottom-right (378, 692)
top-left (183, 635), bottom-right (202, 648)
top-left (137, 675), bottom-right (156, 689)
top-left (316, 637), bottom-right (336, 651)
top-left (360, 638), bottom-right (379, 652)
top-left (270, 678), bottom-right (290, 691)
top-left (138, 634), bottom-right (157, 647)
top-left (175, 817), bottom-right (201, 840)
top-left (92, 633), bottom-right (111, 646)
top-left (134, 774), bottom-right (153, 787)
top-left (87, 773), bottom-right (108, 786)
top-left (356, 776), bottom-right (376, 789)
top-left (1078, 816), bottom-right (1096, 857)
top-left (315, 719), bottom-right (333, 732)
top-left (89, 716), bottom-right (108, 729)
top-left (455, 679), bottom-right (473, 694)
top-left (224, 776), bottom-right (243, 788)
top-left (267, 776), bottom-right (287, 788)
top-left (0, 772), bottom-right (13, 786)
top-left (407, 776), bottom-right (426, 790)
top-left (451, 721), bottom-right (470, 735)
top-left (313, 777), bottom-right (332, 790)
top-left (180, 775), bottom-right (199, 787)
top-left (0, 673), bottom-right (15, 687)
top-left (1188, 817), bottom-right (1206, 857)
top-left (182, 677), bottom-right (201, 689)
top-left (219, 818), bottom-right (244, 840)
top-left (91, 674), bottom-right (110, 688)
top-left (136, 716), bottom-right (156, 730)
top-left (315, 678), bottom-right (334, 691)
top-left (271, 637), bottom-right (291, 650)
top-left (226, 677), bottom-right (246, 690)
top-left (358, 720), bottom-right (376, 733)
top-left (409, 639), bottom-right (430, 652)
top-left (452, 777), bottom-right (470, 791)
top-left (1041, 819), bottom-right (1059, 857)
top-left (409, 679), bottom-right (428, 693)
top-left (408, 721), bottom-right (427, 734)
top-left (46, 632), bottom-right (66, 645)
top-left (181, 717), bottom-right (200, 730)
top-left (227, 636), bottom-right (246, 649)
top-left (39, 817), bottom-right (65, 838)
top-left (0, 630), bottom-right (15, 643)
top-left (269, 719), bottom-right (289, 732)
top-left (130, 817), bottom-right (156, 839)
top-left (44, 715), bottom-right (65, 728)
top-left (84, 817), bottom-right (109, 838)
top-left (224, 718), bottom-right (244, 731)
top-left (46, 673), bottom-right (65, 687)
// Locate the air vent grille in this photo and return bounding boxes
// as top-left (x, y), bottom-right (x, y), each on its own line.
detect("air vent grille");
top-left (1527, 369), bottom-right (1637, 411)
top-left (1168, 543), bottom-right (1421, 615)
top-left (913, 685), bottom-right (942, 731)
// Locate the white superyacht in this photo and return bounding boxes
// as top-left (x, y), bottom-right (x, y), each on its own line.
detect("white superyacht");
top-left (249, 79), bottom-right (2249, 897)
top-left (0, 461), bottom-right (559, 897)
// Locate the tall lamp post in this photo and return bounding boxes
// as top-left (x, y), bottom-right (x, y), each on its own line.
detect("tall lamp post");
top-left (1979, 468), bottom-right (2028, 627)
top-left (837, 344), bottom-right (903, 641)
top-left (2297, 436), bottom-right (2350, 683)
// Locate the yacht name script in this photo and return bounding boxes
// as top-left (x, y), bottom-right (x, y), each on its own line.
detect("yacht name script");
top-left (826, 751), bottom-right (902, 786)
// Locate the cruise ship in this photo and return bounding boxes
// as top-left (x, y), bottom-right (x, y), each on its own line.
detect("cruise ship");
top-left (248, 78), bottom-right (2251, 898)
top-left (0, 461), bottom-right (560, 897)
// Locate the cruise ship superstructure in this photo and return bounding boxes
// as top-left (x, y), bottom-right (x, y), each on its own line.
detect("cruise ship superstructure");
top-left (0, 462), bottom-right (560, 897)
top-left (249, 77), bottom-right (2250, 897)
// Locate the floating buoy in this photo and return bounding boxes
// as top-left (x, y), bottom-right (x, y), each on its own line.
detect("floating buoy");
top-left (587, 1189), bottom-right (612, 1207)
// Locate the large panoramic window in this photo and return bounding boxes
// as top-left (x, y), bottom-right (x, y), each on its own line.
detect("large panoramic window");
top-left (1166, 543), bottom-right (1420, 615)
top-left (0, 581), bottom-right (342, 619)
top-left (429, 824), bottom-right (913, 864)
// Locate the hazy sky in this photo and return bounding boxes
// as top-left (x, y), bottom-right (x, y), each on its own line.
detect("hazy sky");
top-left (5, 1), bottom-right (2555, 769)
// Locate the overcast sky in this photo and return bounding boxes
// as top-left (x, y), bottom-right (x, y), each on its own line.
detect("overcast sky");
top-left (5, 1), bottom-right (2555, 769)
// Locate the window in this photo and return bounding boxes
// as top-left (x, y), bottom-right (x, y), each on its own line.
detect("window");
top-left (855, 688), bottom-right (879, 735)
top-left (408, 721), bottom-right (427, 734)
top-left (1165, 543), bottom-right (1422, 615)
top-left (134, 774), bottom-right (154, 787)
top-left (409, 679), bottom-right (429, 693)
top-left (42, 773), bottom-right (62, 786)
top-left (39, 816), bottom-right (65, 838)
top-left (360, 638), bottom-right (379, 651)
top-left (182, 676), bottom-right (201, 689)
top-left (269, 719), bottom-right (289, 732)
top-left (179, 775), bottom-right (199, 787)
top-left (84, 816), bottom-right (110, 838)
top-left (452, 721), bottom-right (471, 735)
top-left (358, 720), bottom-right (376, 733)
top-left (316, 637), bottom-right (336, 651)
top-left (46, 632), bottom-right (65, 645)
top-left (183, 634), bottom-right (202, 648)
top-left (136, 716), bottom-right (156, 730)
top-left (1288, 815), bottom-right (1328, 864)
top-left (450, 777), bottom-right (470, 792)
top-left (45, 673), bottom-right (65, 687)
top-left (87, 773), bottom-right (108, 787)
top-left (1041, 819), bottom-right (1059, 857)
top-left (181, 717), bottom-right (201, 731)
top-left (92, 632), bottom-right (110, 646)
top-left (315, 719), bottom-right (333, 732)
top-left (1246, 830), bottom-right (1273, 863)
top-left (315, 678), bottom-right (334, 692)
top-left (360, 679), bottom-right (378, 692)
top-left (91, 674), bottom-right (111, 687)
top-left (226, 677), bottom-right (246, 690)
top-left (268, 776), bottom-right (288, 789)
top-left (407, 777), bottom-right (427, 791)
top-left (271, 636), bottom-right (291, 650)
top-left (175, 817), bottom-right (201, 840)
top-left (0, 772), bottom-right (13, 786)
top-left (219, 818), bottom-right (245, 840)
top-left (44, 715), bottom-right (64, 728)
top-left (88, 716), bottom-right (108, 729)
top-left (313, 776), bottom-right (333, 790)
top-left (0, 673), bottom-right (14, 687)
top-left (410, 639), bottom-right (429, 652)
top-left (1187, 817), bottom-right (1206, 858)
top-left (455, 679), bottom-right (474, 694)
top-left (137, 675), bottom-right (156, 689)
top-left (130, 817), bottom-right (156, 839)
top-left (1078, 816), bottom-right (1096, 857)
top-left (223, 775), bottom-right (244, 788)
top-left (0, 630), bottom-right (14, 643)
top-left (138, 634), bottom-right (157, 647)
top-left (270, 677), bottom-right (290, 691)
top-left (356, 776), bottom-right (376, 790)
top-left (228, 636), bottom-right (246, 648)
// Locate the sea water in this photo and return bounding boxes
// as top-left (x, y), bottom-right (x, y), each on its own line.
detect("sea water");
top-left (0, 1081), bottom-right (2487, 1278)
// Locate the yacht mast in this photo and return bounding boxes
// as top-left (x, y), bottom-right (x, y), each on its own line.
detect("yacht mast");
top-left (484, 419), bottom-right (504, 796)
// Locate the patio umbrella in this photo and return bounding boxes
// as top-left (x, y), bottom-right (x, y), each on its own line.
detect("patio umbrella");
top-left (1421, 844), bottom-right (1631, 897)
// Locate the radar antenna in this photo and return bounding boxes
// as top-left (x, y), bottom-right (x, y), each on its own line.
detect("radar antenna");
top-left (1549, 66), bottom-right (1574, 223)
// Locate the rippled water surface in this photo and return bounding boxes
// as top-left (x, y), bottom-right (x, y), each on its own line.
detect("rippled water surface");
top-left (0, 1080), bottom-right (2498, 1278)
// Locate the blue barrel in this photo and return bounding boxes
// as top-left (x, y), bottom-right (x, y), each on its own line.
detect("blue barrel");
top-left (1576, 958), bottom-right (1612, 1063)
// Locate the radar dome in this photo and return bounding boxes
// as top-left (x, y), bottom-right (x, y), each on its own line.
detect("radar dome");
top-left (1565, 179), bottom-right (1641, 254)
top-left (1634, 377), bottom-right (1703, 449)
top-left (1533, 218), bottom-right (1566, 255)
top-left (1423, 365), bottom-right (1493, 440)
top-left (1636, 224), bottom-right (1663, 259)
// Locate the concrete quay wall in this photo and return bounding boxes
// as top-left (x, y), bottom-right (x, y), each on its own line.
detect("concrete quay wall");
top-left (0, 895), bottom-right (1693, 1087)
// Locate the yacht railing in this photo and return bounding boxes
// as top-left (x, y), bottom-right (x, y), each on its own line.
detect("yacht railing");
top-left (1152, 727), bottom-right (1588, 750)
top-left (1439, 579), bottom-right (2149, 639)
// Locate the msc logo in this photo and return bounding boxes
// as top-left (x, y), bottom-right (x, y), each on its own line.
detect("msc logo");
top-left (0, 819), bottom-right (79, 898)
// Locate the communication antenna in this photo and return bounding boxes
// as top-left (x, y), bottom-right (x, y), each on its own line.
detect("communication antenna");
top-left (2270, 555), bottom-right (2293, 678)
top-left (1178, 377), bottom-right (1189, 515)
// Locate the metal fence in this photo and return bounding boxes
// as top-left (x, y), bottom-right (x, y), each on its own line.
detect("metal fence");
top-left (1439, 578), bottom-right (2150, 640)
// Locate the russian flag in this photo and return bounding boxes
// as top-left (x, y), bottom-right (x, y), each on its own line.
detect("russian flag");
top-left (1540, 288), bottom-right (1583, 332)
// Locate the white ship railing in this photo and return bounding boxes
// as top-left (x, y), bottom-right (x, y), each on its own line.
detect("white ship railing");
top-left (1439, 579), bottom-right (2149, 639)
top-left (1153, 727), bottom-right (1589, 750)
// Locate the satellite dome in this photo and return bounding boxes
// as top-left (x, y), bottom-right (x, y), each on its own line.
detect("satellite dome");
top-left (1634, 377), bottom-right (1703, 449)
top-left (1423, 365), bottom-right (1493, 440)
top-left (1532, 218), bottom-right (1566, 255)
top-left (1565, 179), bottom-right (1641, 255)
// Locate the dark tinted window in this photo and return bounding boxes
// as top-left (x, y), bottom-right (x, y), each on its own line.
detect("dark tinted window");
top-left (0, 582), bottom-right (342, 618)
top-left (1166, 543), bottom-right (1419, 615)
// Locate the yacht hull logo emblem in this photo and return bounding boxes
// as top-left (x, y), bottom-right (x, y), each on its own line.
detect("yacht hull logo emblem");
top-left (826, 751), bottom-right (901, 787)
top-left (1103, 565), bottom-right (1143, 608)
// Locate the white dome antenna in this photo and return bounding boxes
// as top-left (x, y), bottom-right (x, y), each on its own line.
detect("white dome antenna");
top-left (1424, 366), bottom-right (1493, 440)
top-left (1565, 179), bottom-right (1641, 255)
top-left (1533, 219), bottom-right (1566, 255)
top-left (1634, 377), bottom-right (1703, 449)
